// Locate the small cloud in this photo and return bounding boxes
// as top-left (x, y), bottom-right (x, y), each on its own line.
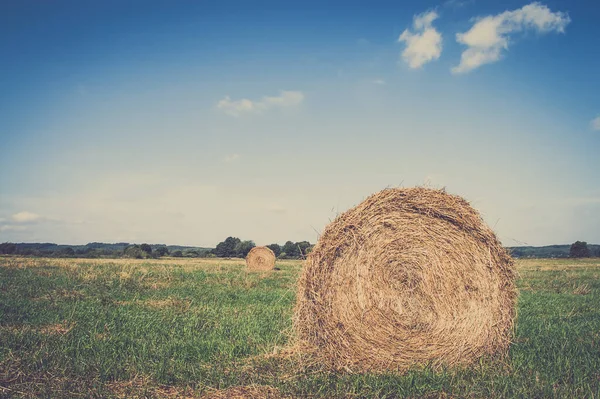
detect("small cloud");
top-left (0, 224), bottom-right (27, 232)
top-left (217, 97), bottom-right (254, 117)
top-left (217, 90), bottom-right (304, 117)
top-left (356, 38), bottom-right (370, 46)
top-left (591, 116), bottom-right (600, 131)
top-left (223, 154), bottom-right (240, 163)
top-left (452, 2), bottom-right (570, 74)
top-left (398, 10), bottom-right (443, 69)
top-left (12, 211), bottom-right (41, 223)
top-left (443, 0), bottom-right (474, 9)
top-left (372, 79), bottom-right (386, 85)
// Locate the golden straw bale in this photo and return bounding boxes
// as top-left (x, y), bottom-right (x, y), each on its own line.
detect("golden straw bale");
top-left (294, 187), bottom-right (517, 372)
top-left (246, 246), bottom-right (276, 271)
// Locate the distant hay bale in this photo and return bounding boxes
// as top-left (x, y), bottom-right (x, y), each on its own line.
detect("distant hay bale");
top-left (294, 187), bottom-right (517, 373)
top-left (246, 246), bottom-right (276, 271)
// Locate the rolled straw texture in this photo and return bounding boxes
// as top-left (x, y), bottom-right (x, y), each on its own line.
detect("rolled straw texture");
top-left (246, 246), bottom-right (276, 271)
top-left (294, 187), bottom-right (516, 372)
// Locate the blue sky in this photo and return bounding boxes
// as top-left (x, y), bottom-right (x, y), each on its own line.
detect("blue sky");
top-left (1, 0), bottom-right (599, 246)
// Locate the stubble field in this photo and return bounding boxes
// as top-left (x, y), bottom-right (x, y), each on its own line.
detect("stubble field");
top-left (1, 256), bottom-right (599, 398)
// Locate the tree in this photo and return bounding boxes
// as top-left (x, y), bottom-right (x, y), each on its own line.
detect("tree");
top-left (58, 247), bottom-right (75, 257)
top-left (296, 241), bottom-right (312, 258)
top-left (213, 237), bottom-right (241, 258)
top-left (140, 243), bottom-right (152, 255)
top-left (0, 242), bottom-right (17, 255)
top-left (570, 241), bottom-right (590, 258)
top-left (155, 246), bottom-right (169, 257)
top-left (124, 245), bottom-right (145, 259)
top-left (282, 241), bottom-right (299, 259)
top-left (172, 250), bottom-right (183, 257)
top-left (235, 240), bottom-right (255, 258)
top-left (305, 244), bottom-right (314, 255)
top-left (267, 243), bottom-right (281, 257)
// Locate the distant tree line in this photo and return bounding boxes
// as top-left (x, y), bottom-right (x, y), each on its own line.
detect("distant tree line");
top-left (509, 242), bottom-right (600, 259)
top-left (0, 242), bottom-right (211, 259)
top-left (267, 240), bottom-right (313, 259)
top-left (211, 237), bottom-right (314, 259)
top-left (3, 240), bottom-right (599, 260)
top-left (0, 239), bottom-right (318, 260)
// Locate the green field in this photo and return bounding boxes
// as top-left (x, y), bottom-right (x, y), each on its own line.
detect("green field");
top-left (1, 256), bottom-right (599, 398)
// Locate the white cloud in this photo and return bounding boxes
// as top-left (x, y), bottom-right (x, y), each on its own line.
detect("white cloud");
top-left (12, 211), bottom-right (41, 223)
top-left (217, 90), bottom-right (304, 117)
top-left (398, 10), bottom-right (443, 69)
top-left (452, 2), bottom-right (570, 74)
top-left (372, 79), bottom-right (386, 85)
top-left (591, 116), bottom-right (600, 131)
top-left (223, 153), bottom-right (240, 163)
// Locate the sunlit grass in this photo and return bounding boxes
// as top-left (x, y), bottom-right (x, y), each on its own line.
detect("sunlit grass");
top-left (1, 256), bottom-right (599, 398)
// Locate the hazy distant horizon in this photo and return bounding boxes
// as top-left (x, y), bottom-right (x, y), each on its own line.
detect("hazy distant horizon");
top-left (4, 240), bottom-right (597, 250)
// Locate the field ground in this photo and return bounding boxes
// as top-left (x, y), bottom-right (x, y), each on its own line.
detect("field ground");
top-left (1, 256), bottom-right (599, 398)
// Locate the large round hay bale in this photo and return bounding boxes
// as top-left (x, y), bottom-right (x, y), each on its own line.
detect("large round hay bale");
top-left (294, 187), bottom-right (516, 372)
top-left (246, 246), bottom-right (276, 271)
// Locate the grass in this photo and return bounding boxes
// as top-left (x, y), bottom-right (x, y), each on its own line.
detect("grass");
top-left (1, 256), bottom-right (599, 398)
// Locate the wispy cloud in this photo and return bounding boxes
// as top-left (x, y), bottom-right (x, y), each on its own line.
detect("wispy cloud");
top-left (0, 224), bottom-right (27, 232)
top-left (12, 211), bottom-right (41, 223)
top-left (223, 153), bottom-right (240, 163)
top-left (452, 2), bottom-right (570, 74)
top-left (398, 10), bottom-right (443, 69)
top-left (372, 79), bottom-right (386, 85)
top-left (217, 90), bottom-right (304, 117)
top-left (591, 116), bottom-right (600, 131)
top-left (443, 0), bottom-right (475, 9)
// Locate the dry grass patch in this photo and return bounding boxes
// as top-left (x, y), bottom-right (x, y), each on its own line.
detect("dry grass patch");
top-left (516, 258), bottom-right (600, 272)
top-left (39, 322), bottom-right (76, 336)
top-left (143, 298), bottom-right (192, 311)
top-left (201, 385), bottom-right (286, 399)
top-left (0, 322), bottom-right (75, 336)
top-left (0, 256), bottom-right (225, 269)
top-left (107, 376), bottom-right (199, 398)
top-left (145, 280), bottom-right (174, 290)
top-left (572, 283), bottom-right (591, 295)
top-left (0, 325), bottom-right (31, 334)
top-left (34, 289), bottom-right (85, 302)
